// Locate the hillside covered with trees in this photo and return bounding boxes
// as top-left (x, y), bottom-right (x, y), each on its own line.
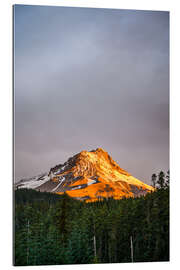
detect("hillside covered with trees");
top-left (14, 171), bottom-right (169, 265)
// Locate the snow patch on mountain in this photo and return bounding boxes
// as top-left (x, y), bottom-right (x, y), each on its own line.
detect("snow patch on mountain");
top-left (16, 174), bottom-right (50, 189)
top-left (51, 177), bottom-right (65, 192)
top-left (87, 179), bottom-right (97, 186)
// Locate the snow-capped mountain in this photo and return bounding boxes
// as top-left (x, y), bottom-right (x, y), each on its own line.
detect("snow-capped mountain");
top-left (15, 148), bottom-right (154, 202)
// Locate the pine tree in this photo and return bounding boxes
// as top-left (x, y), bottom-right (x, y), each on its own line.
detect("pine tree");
top-left (165, 170), bottom-right (170, 188)
top-left (157, 171), bottom-right (165, 189)
top-left (151, 173), bottom-right (157, 188)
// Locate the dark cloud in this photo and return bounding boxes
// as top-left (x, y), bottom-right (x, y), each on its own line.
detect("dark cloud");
top-left (14, 5), bottom-right (169, 184)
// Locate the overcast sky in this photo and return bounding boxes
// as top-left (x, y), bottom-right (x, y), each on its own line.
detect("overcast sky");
top-left (14, 5), bottom-right (169, 184)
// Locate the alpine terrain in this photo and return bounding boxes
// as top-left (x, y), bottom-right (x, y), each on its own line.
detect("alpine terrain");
top-left (15, 148), bottom-right (154, 202)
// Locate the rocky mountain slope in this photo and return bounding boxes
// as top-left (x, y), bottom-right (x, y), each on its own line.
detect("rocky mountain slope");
top-left (15, 148), bottom-right (154, 202)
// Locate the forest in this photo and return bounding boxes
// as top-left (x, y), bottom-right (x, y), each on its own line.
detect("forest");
top-left (14, 171), bottom-right (169, 265)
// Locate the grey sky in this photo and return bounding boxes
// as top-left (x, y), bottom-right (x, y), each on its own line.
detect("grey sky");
top-left (14, 5), bottom-right (169, 184)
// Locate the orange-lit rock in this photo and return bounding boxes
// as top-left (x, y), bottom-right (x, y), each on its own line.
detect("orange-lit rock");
top-left (49, 148), bottom-right (155, 202)
top-left (16, 148), bottom-right (154, 201)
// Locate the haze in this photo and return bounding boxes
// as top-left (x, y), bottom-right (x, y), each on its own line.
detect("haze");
top-left (14, 5), bottom-right (169, 184)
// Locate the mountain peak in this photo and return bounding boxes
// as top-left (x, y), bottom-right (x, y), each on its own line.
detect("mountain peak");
top-left (16, 148), bottom-right (155, 202)
top-left (94, 147), bottom-right (107, 153)
top-left (79, 147), bottom-right (107, 155)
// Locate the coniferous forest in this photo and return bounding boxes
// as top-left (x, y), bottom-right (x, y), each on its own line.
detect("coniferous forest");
top-left (14, 171), bottom-right (169, 266)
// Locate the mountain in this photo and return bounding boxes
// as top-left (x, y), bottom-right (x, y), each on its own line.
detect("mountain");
top-left (15, 148), bottom-right (154, 202)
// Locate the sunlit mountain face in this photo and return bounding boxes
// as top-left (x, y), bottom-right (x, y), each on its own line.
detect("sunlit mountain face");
top-left (15, 148), bottom-right (154, 202)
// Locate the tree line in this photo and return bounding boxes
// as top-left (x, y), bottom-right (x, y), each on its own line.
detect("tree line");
top-left (151, 170), bottom-right (169, 189)
top-left (14, 171), bottom-right (169, 265)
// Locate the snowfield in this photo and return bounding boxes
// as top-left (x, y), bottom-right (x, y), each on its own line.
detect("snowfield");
top-left (51, 177), bottom-right (65, 192)
top-left (16, 174), bottom-right (50, 189)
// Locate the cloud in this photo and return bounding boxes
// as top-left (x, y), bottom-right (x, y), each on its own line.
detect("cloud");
top-left (14, 5), bottom-right (169, 183)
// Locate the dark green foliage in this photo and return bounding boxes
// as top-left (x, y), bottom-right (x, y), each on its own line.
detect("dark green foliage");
top-left (155, 170), bottom-right (170, 189)
top-left (151, 173), bottom-right (157, 188)
top-left (157, 171), bottom-right (166, 189)
top-left (14, 183), bottom-right (169, 266)
top-left (165, 170), bottom-right (170, 188)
